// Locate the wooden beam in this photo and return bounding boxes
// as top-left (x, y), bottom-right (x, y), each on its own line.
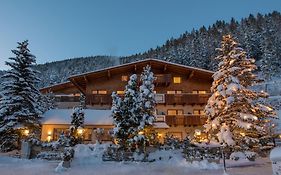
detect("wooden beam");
top-left (70, 78), bottom-right (86, 95)
top-left (107, 70), bottom-right (111, 78)
top-left (187, 71), bottom-right (194, 80)
top-left (163, 64), bottom-right (167, 72)
top-left (84, 76), bottom-right (89, 83)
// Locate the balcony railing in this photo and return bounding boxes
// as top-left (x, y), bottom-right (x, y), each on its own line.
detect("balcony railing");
top-left (165, 93), bottom-right (210, 105)
top-left (55, 95), bottom-right (80, 102)
top-left (84, 93), bottom-right (210, 105)
top-left (86, 94), bottom-right (113, 105)
top-left (165, 115), bottom-right (207, 126)
top-left (154, 74), bottom-right (171, 86)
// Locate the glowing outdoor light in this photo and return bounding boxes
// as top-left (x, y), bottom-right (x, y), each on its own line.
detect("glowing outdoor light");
top-left (138, 131), bottom-right (144, 135)
top-left (195, 130), bottom-right (201, 136)
top-left (157, 133), bottom-right (163, 137)
top-left (240, 132), bottom-right (245, 136)
top-left (24, 129), bottom-right (29, 136)
top-left (77, 128), bottom-right (84, 135)
top-left (47, 131), bottom-right (52, 136)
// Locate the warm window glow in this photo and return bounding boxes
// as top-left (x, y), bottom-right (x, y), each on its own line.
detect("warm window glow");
top-left (98, 90), bottom-right (107, 95)
top-left (117, 91), bottom-right (124, 95)
top-left (173, 77), bottom-right (182, 84)
top-left (167, 90), bottom-right (176, 94)
top-left (193, 109), bottom-right (205, 115)
top-left (192, 90), bottom-right (198, 94)
top-left (168, 110), bottom-right (177, 115)
top-left (92, 90), bottom-right (98, 94)
top-left (193, 110), bottom-right (200, 115)
top-left (153, 90), bottom-right (157, 94)
top-left (198, 91), bottom-right (206, 94)
top-left (121, 75), bottom-right (128, 81)
top-left (176, 90), bottom-right (182, 94)
top-left (177, 110), bottom-right (183, 115)
top-left (167, 109), bottom-right (183, 115)
top-left (193, 90), bottom-right (207, 94)
top-left (74, 93), bottom-right (81, 96)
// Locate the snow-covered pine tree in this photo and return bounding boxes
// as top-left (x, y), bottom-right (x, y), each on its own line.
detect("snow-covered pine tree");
top-left (139, 65), bottom-right (156, 129)
top-left (79, 93), bottom-right (86, 108)
top-left (112, 74), bottom-right (142, 150)
top-left (69, 106), bottom-right (84, 145)
top-left (204, 35), bottom-right (276, 152)
top-left (0, 40), bottom-right (41, 152)
top-left (37, 91), bottom-right (56, 114)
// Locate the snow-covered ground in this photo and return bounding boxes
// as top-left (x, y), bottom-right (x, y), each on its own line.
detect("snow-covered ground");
top-left (0, 144), bottom-right (273, 175)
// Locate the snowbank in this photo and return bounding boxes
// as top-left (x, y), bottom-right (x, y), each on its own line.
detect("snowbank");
top-left (270, 147), bottom-right (281, 162)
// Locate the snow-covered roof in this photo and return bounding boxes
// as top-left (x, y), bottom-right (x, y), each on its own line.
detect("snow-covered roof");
top-left (41, 109), bottom-right (113, 125)
top-left (153, 122), bottom-right (170, 129)
top-left (69, 58), bottom-right (214, 79)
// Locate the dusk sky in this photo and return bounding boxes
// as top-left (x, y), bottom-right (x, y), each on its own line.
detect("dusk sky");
top-left (0, 0), bottom-right (281, 69)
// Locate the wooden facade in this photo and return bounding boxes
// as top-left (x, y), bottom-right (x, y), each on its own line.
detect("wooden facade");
top-left (40, 59), bottom-right (214, 142)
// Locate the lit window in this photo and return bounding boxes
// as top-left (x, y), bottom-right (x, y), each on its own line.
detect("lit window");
top-left (117, 90), bottom-right (124, 95)
top-left (193, 109), bottom-right (204, 115)
top-left (121, 75), bottom-right (128, 81)
top-left (167, 109), bottom-right (184, 115)
top-left (198, 90), bottom-right (207, 94)
top-left (92, 90), bottom-right (98, 94)
top-left (73, 93), bottom-right (80, 96)
top-left (153, 90), bottom-right (157, 94)
top-left (173, 77), bottom-right (182, 84)
top-left (167, 90), bottom-right (176, 94)
top-left (98, 90), bottom-right (107, 95)
top-left (177, 110), bottom-right (184, 115)
top-left (176, 90), bottom-right (182, 94)
top-left (192, 90), bottom-right (198, 94)
top-left (168, 110), bottom-right (177, 115)
top-left (193, 110), bottom-right (200, 115)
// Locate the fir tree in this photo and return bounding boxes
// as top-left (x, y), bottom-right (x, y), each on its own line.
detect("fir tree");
top-left (139, 65), bottom-right (156, 129)
top-left (37, 91), bottom-right (56, 114)
top-left (204, 35), bottom-right (276, 152)
top-left (0, 40), bottom-right (41, 152)
top-left (69, 106), bottom-right (84, 145)
top-left (112, 74), bottom-right (142, 150)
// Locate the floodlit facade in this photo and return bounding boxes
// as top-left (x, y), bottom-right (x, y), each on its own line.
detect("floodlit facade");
top-left (40, 59), bottom-right (214, 143)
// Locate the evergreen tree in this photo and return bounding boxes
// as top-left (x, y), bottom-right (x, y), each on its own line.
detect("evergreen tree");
top-left (204, 35), bottom-right (276, 152)
top-left (139, 65), bottom-right (156, 129)
top-left (37, 91), bottom-right (56, 114)
top-left (69, 106), bottom-right (84, 145)
top-left (0, 40), bottom-right (41, 152)
top-left (112, 74), bottom-right (142, 150)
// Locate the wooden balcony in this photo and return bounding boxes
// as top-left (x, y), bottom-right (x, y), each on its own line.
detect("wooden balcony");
top-left (86, 94), bottom-right (112, 105)
top-left (154, 74), bottom-right (171, 86)
top-left (84, 93), bottom-right (210, 106)
top-left (165, 115), bottom-right (207, 126)
top-left (165, 93), bottom-right (210, 105)
top-left (55, 96), bottom-right (80, 102)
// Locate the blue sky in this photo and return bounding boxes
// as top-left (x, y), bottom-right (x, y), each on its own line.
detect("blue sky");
top-left (0, 0), bottom-right (280, 69)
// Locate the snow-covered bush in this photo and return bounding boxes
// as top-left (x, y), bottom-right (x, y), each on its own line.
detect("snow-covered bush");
top-left (164, 134), bottom-right (182, 149)
top-left (36, 151), bottom-right (62, 160)
top-left (230, 151), bottom-right (257, 161)
top-left (62, 147), bottom-right (74, 162)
